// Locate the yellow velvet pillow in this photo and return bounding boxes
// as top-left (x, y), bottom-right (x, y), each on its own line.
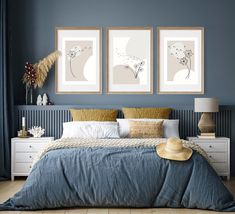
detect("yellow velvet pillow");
top-left (122, 107), bottom-right (172, 119)
top-left (128, 120), bottom-right (164, 138)
top-left (70, 109), bottom-right (118, 121)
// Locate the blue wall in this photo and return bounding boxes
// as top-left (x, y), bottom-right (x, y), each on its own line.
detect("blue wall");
top-left (8, 0), bottom-right (235, 174)
top-left (9, 0), bottom-right (235, 106)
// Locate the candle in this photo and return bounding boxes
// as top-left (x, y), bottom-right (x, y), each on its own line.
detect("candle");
top-left (22, 117), bottom-right (25, 127)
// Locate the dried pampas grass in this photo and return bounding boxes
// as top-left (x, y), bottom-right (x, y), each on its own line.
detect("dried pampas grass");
top-left (34, 50), bottom-right (61, 88)
top-left (22, 50), bottom-right (61, 88)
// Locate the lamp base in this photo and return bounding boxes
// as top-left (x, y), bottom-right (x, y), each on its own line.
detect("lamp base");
top-left (198, 112), bottom-right (215, 134)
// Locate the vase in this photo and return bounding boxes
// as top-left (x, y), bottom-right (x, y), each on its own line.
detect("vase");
top-left (25, 85), bottom-right (34, 105)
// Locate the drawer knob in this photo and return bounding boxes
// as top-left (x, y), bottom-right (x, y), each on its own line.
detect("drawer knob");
top-left (209, 145), bottom-right (212, 148)
top-left (29, 145), bottom-right (32, 148)
top-left (29, 156), bottom-right (32, 158)
top-left (29, 165), bottom-right (32, 169)
top-left (209, 155), bottom-right (212, 158)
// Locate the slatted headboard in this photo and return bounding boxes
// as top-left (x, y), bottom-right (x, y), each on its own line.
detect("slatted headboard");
top-left (15, 105), bottom-right (231, 139)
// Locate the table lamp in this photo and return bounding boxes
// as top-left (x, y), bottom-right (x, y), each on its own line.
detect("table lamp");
top-left (194, 98), bottom-right (219, 136)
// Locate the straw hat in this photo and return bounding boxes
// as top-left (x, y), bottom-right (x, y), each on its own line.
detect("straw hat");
top-left (156, 137), bottom-right (192, 161)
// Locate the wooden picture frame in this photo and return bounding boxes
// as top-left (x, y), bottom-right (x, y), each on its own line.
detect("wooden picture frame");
top-left (55, 27), bottom-right (102, 94)
top-left (107, 27), bottom-right (153, 94)
top-left (157, 27), bottom-right (204, 94)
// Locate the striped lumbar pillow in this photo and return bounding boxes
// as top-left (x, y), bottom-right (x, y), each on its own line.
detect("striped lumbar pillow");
top-left (128, 120), bottom-right (164, 138)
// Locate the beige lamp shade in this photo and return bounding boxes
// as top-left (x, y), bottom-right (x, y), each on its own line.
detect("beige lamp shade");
top-left (194, 98), bottom-right (219, 113)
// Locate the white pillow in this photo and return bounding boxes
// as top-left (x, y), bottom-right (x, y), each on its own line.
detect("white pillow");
top-left (62, 121), bottom-right (120, 139)
top-left (117, 119), bottom-right (179, 138)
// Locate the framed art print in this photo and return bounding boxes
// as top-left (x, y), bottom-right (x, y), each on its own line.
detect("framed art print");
top-left (107, 27), bottom-right (153, 94)
top-left (56, 27), bottom-right (102, 93)
top-left (158, 27), bottom-right (204, 94)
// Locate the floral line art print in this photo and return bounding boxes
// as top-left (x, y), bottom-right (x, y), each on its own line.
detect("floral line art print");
top-left (56, 27), bottom-right (101, 93)
top-left (67, 45), bottom-right (92, 79)
top-left (133, 60), bottom-right (145, 78)
top-left (115, 49), bottom-right (145, 79)
top-left (168, 42), bottom-right (194, 79)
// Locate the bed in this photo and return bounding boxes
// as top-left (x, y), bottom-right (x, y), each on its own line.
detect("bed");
top-left (1, 138), bottom-right (235, 211)
top-left (2, 108), bottom-right (235, 211)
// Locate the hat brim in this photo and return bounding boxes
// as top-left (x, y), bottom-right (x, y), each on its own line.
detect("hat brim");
top-left (156, 143), bottom-right (193, 161)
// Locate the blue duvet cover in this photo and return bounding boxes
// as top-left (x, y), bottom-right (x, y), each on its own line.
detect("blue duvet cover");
top-left (1, 146), bottom-right (235, 211)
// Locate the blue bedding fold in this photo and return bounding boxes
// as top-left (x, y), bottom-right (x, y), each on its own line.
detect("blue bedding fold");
top-left (1, 147), bottom-right (235, 211)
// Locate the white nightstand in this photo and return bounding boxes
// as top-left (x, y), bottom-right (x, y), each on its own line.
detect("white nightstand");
top-left (11, 137), bottom-right (54, 181)
top-left (187, 137), bottom-right (230, 180)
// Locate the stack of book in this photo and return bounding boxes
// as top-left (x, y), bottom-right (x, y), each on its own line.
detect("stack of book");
top-left (197, 133), bottom-right (216, 139)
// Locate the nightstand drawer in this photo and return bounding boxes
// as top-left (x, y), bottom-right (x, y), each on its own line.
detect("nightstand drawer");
top-left (14, 163), bottom-right (32, 173)
top-left (15, 152), bottom-right (37, 162)
top-left (212, 163), bottom-right (228, 173)
top-left (15, 143), bottom-right (47, 152)
top-left (207, 152), bottom-right (227, 163)
top-left (201, 140), bottom-right (228, 145)
top-left (197, 143), bottom-right (227, 152)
